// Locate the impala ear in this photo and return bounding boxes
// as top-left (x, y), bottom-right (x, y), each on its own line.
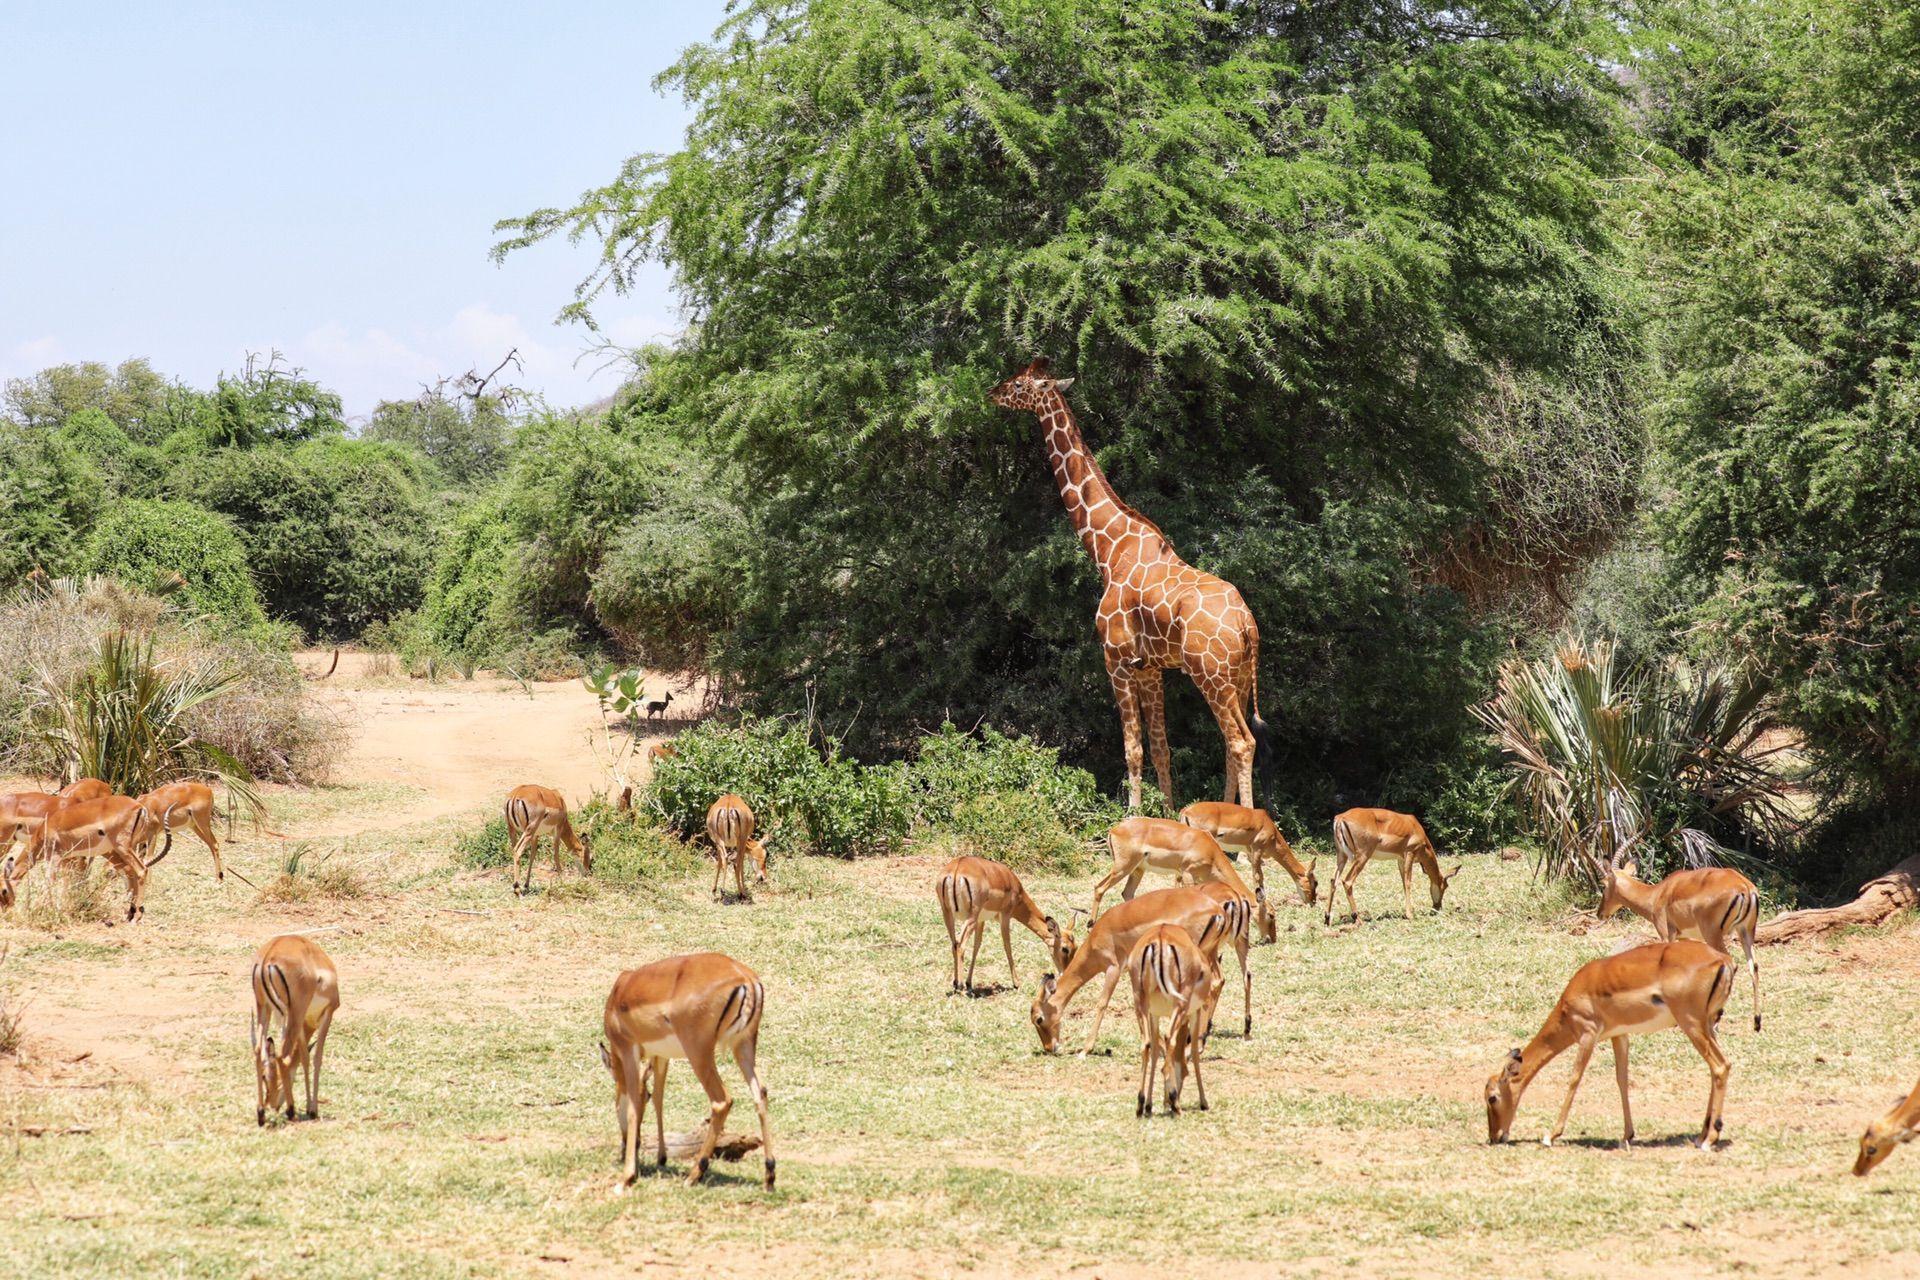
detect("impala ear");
top-left (1041, 974), bottom-right (1057, 996)
top-left (599, 1042), bottom-right (612, 1069)
top-left (1307, 856), bottom-right (1318, 873)
top-left (1446, 864), bottom-right (1464, 881)
top-left (1052, 377), bottom-right (1074, 391)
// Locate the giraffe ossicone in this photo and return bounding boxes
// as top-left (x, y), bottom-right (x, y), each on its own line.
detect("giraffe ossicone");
top-left (990, 357), bottom-right (1267, 810)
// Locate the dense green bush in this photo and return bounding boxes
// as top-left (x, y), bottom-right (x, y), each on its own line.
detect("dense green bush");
top-left (2, 357), bottom-right (189, 445)
top-left (418, 496), bottom-right (513, 658)
top-left (458, 798), bottom-right (702, 887)
top-left (0, 425), bottom-right (104, 586)
top-left (58, 409), bottom-right (164, 497)
top-left (179, 438), bottom-right (438, 638)
top-left (80, 499), bottom-right (265, 628)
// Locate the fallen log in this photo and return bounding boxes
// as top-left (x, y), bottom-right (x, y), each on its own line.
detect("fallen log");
top-left (1757, 853), bottom-right (1920, 944)
top-left (638, 1120), bottom-right (761, 1162)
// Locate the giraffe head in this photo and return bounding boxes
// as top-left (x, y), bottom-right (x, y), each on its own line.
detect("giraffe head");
top-left (990, 357), bottom-right (1074, 412)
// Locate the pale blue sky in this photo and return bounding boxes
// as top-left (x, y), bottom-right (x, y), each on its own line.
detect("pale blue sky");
top-left (1, 1), bottom-right (731, 416)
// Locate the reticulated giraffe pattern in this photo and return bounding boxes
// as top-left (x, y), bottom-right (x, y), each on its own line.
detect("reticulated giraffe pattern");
top-left (991, 358), bottom-right (1266, 809)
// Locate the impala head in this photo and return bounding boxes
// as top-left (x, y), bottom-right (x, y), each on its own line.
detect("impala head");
top-left (1855, 1097), bottom-right (1919, 1176)
top-left (1254, 887), bottom-right (1277, 944)
top-left (256, 1032), bottom-right (289, 1122)
top-left (1044, 914), bottom-right (1078, 973)
top-left (1432, 862), bottom-right (1463, 910)
top-left (989, 357), bottom-right (1074, 413)
top-left (1300, 856), bottom-right (1319, 906)
top-left (1485, 1047), bottom-right (1525, 1143)
top-left (1032, 974), bottom-right (1062, 1052)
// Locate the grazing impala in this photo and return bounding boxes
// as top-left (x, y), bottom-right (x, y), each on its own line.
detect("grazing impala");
top-left (1032, 884), bottom-right (1239, 1055)
top-left (1127, 923), bottom-right (1224, 1117)
top-left (503, 785), bottom-right (591, 895)
top-left (600, 951), bottom-right (775, 1189)
top-left (1325, 808), bottom-right (1461, 924)
top-left (705, 794), bottom-right (769, 902)
top-left (136, 782), bottom-right (226, 882)
top-left (934, 855), bottom-right (1077, 993)
top-left (1854, 1075), bottom-right (1920, 1176)
top-left (1485, 940), bottom-right (1737, 1150)
top-left (250, 934), bottom-right (340, 1125)
top-left (0, 792), bottom-right (80, 859)
top-left (4, 795), bottom-right (173, 921)
top-left (1092, 817), bottom-right (1272, 940)
top-left (1180, 802), bottom-right (1318, 906)
top-left (1596, 856), bottom-right (1762, 1031)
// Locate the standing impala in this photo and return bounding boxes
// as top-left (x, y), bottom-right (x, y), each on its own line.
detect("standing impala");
top-left (1092, 817), bottom-right (1273, 941)
top-left (1325, 808), bottom-right (1461, 924)
top-left (935, 855), bottom-right (1076, 993)
top-left (5, 795), bottom-right (173, 921)
top-left (601, 951), bottom-right (775, 1190)
top-left (1596, 855), bottom-right (1762, 1031)
top-left (1855, 1075), bottom-right (1920, 1176)
top-left (1485, 940), bottom-right (1737, 1150)
top-left (136, 782), bottom-right (226, 882)
top-left (705, 794), bottom-right (769, 902)
top-left (1179, 801), bottom-right (1318, 906)
top-left (1032, 884), bottom-right (1240, 1055)
top-left (0, 792), bottom-right (80, 861)
top-left (503, 785), bottom-right (591, 895)
top-left (1127, 923), bottom-right (1224, 1117)
top-left (250, 934), bottom-right (340, 1125)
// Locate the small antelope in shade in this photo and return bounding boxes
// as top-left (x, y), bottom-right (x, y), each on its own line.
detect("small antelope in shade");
top-left (1485, 940), bottom-right (1737, 1150)
top-left (705, 794), bottom-right (768, 902)
top-left (250, 934), bottom-right (341, 1125)
top-left (503, 785), bottom-right (591, 895)
top-left (1855, 1075), bottom-right (1920, 1176)
top-left (1127, 923), bottom-right (1224, 1117)
top-left (934, 855), bottom-right (1077, 993)
top-left (600, 952), bottom-right (775, 1189)
top-left (1596, 854), bottom-right (1763, 1031)
top-left (1325, 808), bottom-right (1461, 924)
top-left (135, 781), bottom-right (226, 881)
top-left (1179, 801), bottom-right (1318, 906)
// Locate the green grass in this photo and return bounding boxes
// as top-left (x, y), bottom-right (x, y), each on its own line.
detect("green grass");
top-left (1, 830), bottom-right (1917, 1278)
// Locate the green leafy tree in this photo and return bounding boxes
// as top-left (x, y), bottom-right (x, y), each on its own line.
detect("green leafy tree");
top-left (81, 499), bottom-right (266, 628)
top-left (0, 425), bottom-right (105, 586)
top-left (2, 358), bottom-right (188, 445)
top-left (499, 0), bottom-right (1639, 804)
top-left (1637, 0), bottom-right (1920, 794)
top-left (363, 384), bottom-right (516, 488)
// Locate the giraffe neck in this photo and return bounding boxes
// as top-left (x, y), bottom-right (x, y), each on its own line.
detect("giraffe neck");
top-left (1034, 392), bottom-right (1162, 578)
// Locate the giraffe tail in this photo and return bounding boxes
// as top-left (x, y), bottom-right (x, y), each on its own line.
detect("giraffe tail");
top-left (1245, 640), bottom-right (1273, 772)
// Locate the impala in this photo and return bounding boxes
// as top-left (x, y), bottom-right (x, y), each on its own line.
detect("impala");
top-left (934, 855), bottom-right (1076, 993)
top-left (0, 792), bottom-right (79, 859)
top-left (1325, 808), bottom-right (1461, 924)
top-left (503, 785), bottom-right (591, 895)
top-left (705, 794), bottom-right (768, 902)
top-left (1032, 884), bottom-right (1237, 1055)
top-left (1180, 801), bottom-right (1318, 906)
top-left (1093, 817), bottom-right (1272, 941)
top-left (1855, 1075), bottom-right (1920, 1176)
top-left (601, 951), bottom-right (775, 1189)
top-left (58, 778), bottom-right (113, 803)
top-left (4, 795), bottom-right (173, 921)
top-left (1596, 855), bottom-right (1762, 1031)
top-left (250, 934), bottom-right (340, 1125)
top-left (1485, 940), bottom-right (1737, 1150)
top-left (136, 781), bottom-right (226, 882)
top-left (1127, 923), bottom-right (1224, 1117)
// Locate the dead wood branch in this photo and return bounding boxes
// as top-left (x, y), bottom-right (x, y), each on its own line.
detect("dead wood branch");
top-left (641, 1120), bottom-right (761, 1162)
top-left (1757, 854), bottom-right (1920, 944)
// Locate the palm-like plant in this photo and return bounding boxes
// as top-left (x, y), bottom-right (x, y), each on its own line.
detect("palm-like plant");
top-left (1473, 635), bottom-right (1793, 891)
top-left (30, 630), bottom-right (265, 821)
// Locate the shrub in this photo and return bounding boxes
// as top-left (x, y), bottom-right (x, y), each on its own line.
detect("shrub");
top-left (60, 408), bottom-right (164, 497)
top-left (1474, 633), bottom-right (1794, 891)
top-left (257, 844), bottom-right (367, 902)
top-left (419, 496), bottom-right (513, 657)
top-left (891, 722), bottom-right (1119, 837)
top-left (941, 792), bottom-right (1089, 875)
top-left (80, 499), bottom-right (265, 629)
top-left (457, 798), bottom-right (701, 887)
top-left (644, 717), bottom-right (908, 858)
top-left (0, 424), bottom-right (105, 587)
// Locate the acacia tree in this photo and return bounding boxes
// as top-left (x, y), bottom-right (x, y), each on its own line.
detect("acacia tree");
top-left (500, 0), bottom-right (1640, 815)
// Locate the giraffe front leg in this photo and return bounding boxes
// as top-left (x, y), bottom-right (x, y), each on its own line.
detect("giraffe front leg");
top-left (1106, 656), bottom-right (1147, 812)
top-left (1134, 666), bottom-right (1175, 808)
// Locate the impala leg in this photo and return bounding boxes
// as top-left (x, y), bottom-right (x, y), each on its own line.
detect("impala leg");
top-left (965, 917), bottom-right (986, 992)
top-left (617, 1045), bottom-right (646, 1184)
top-left (1121, 865), bottom-right (1147, 902)
top-left (1401, 856), bottom-right (1417, 920)
top-left (1743, 927), bottom-right (1762, 1033)
top-left (999, 912), bottom-right (1019, 988)
top-left (734, 1034), bottom-right (775, 1189)
top-left (644, 1057), bottom-right (666, 1169)
top-left (307, 1003), bottom-right (335, 1121)
top-left (683, 1048), bottom-right (733, 1187)
top-left (1184, 1005), bottom-right (1209, 1111)
top-left (1235, 934), bottom-right (1252, 1037)
top-left (194, 808), bottom-right (224, 882)
top-left (1675, 1013), bottom-right (1732, 1150)
top-left (1548, 1036), bottom-right (1597, 1146)
top-left (508, 827), bottom-right (534, 895)
top-left (1610, 1035), bottom-right (1633, 1147)
top-left (1135, 1002), bottom-right (1155, 1117)
top-left (1079, 963), bottom-right (1129, 1057)
top-left (940, 889), bottom-right (961, 990)
top-left (712, 844), bottom-right (726, 901)
top-left (1090, 856), bottom-right (1136, 923)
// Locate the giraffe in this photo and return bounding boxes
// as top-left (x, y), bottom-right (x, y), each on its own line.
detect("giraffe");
top-left (991, 357), bottom-right (1267, 810)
